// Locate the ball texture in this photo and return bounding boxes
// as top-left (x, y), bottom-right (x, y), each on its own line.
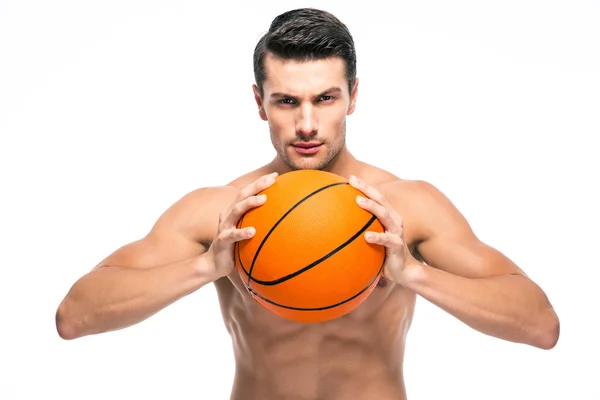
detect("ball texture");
top-left (235, 170), bottom-right (385, 323)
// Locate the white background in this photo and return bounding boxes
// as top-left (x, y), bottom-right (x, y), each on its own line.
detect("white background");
top-left (1, 0), bottom-right (599, 399)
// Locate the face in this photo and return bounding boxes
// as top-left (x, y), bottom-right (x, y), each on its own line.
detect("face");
top-left (253, 53), bottom-right (358, 171)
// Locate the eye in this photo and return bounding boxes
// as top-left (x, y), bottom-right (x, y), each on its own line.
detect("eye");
top-left (277, 98), bottom-right (296, 105)
top-left (319, 95), bottom-right (335, 102)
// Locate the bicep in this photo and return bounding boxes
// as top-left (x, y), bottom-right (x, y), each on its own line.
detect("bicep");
top-left (410, 181), bottom-right (524, 278)
top-left (417, 234), bottom-right (524, 278)
top-left (93, 230), bottom-right (207, 271)
top-left (93, 187), bottom-right (221, 271)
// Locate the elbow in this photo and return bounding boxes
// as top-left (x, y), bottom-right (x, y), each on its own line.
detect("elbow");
top-left (533, 308), bottom-right (560, 350)
top-left (55, 300), bottom-right (84, 340)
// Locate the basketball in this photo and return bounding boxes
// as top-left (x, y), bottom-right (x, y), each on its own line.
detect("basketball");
top-left (234, 169), bottom-right (386, 323)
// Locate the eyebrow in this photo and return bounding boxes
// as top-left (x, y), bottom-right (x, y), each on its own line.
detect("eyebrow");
top-left (269, 87), bottom-right (342, 100)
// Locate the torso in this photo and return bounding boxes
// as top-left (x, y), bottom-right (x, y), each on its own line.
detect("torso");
top-left (203, 162), bottom-right (420, 400)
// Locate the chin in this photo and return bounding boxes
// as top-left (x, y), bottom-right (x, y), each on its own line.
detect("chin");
top-left (290, 159), bottom-right (327, 171)
top-left (279, 142), bottom-right (342, 172)
top-left (281, 153), bottom-right (328, 171)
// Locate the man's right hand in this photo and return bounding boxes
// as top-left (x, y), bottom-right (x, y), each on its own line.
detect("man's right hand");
top-left (205, 172), bottom-right (278, 279)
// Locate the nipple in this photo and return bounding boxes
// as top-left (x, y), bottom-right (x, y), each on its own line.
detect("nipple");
top-left (376, 275), bottom-right (388, 288)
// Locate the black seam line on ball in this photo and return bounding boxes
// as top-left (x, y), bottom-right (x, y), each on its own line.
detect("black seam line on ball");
top-left (246, 259), bottom-right (385, 311)
top-left (251, 215), bottom-right (377, 286)
top-left (244, 181), bottom-right (348, 287)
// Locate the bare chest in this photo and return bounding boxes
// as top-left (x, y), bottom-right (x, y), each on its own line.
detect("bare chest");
top-left (214, 272), bottom-right (414, 400)
top-left (214, 267), bottom-right (416, 346)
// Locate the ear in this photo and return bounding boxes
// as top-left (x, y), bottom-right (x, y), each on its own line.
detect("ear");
top-left (347, 77), bottom-right (359, 115)
top-left (253, 84), bottom-right (268, 121)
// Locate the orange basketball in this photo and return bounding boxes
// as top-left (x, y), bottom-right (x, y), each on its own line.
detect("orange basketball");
top-left (235, 170), bottom-right (386, 323)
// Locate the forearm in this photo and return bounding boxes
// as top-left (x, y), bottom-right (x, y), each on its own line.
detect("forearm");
top-left (56, 254), bottom-right (216, 339)
top-left (401, 262), bottom-right (559, 349)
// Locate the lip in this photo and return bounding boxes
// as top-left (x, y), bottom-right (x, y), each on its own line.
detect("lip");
top-left (292, 142), bottom-right (322, 155)
top-left (293, 142), bottom-right (322, 148)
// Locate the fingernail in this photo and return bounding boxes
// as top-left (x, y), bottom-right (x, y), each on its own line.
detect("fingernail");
top-left (247, 227), bottom-right (256, 237)
top-left (257, 194), bottom-right (266, 201)
top-left (365, 232), bottom-right (374, 241)
top-left (356, 195), bottom-right (366, 204)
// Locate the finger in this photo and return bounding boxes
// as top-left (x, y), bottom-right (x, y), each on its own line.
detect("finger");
top-left (238, 172), bottom-right (278, 201)
top-left (356, 195), bottom-right (400, 234)
top-left (350, 175), bottom-right (404, 230)
top-left (364, 231), bottom-right (404, 252)
top-left (223, 194), bottom-right (268, 227)
top-left (217, 226), bottom-right (256, 247)
top-left (348, 175), bottom-right (387, 206)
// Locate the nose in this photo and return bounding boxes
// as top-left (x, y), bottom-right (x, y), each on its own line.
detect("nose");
top-left (296, 102), bottom-right (318, 138)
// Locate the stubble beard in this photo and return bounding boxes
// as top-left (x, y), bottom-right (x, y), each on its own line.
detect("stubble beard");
top-left (273, 122), bottom-right (346, 171)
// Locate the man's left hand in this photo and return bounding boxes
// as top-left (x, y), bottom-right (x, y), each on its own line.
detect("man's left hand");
top-left (349, 175), bottom-right (418, 285)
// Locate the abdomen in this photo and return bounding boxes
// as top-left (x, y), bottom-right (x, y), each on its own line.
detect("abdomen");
top-left (216, 276), bottom-right (415, 400)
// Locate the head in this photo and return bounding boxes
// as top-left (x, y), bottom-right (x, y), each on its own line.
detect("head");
top-left (252, 8), bottom-right (358, 171)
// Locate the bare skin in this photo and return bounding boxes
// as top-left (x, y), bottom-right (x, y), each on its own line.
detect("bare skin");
top-left (221, 163), bottom-right (416, 400)
top-left (55, 54), bottom-right (559, 399)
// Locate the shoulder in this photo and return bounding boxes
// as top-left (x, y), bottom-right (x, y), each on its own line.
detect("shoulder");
top-left (153, 166), bottom-right (272, 244)
top-left (151, 186), bottom-right (235, 245)
top-left (376, 177), bottom-right (474, 243)
top-left (352, 161), bottom-right (444, 203)
top-left (378, 178), bottom-right (445, 205)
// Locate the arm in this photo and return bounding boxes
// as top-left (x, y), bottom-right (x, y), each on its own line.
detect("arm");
top-left (55, 188), bottom-right (220, 340)
top-left (56, 172), bottom-right (276, 341)
top-left (402, 181), bottom-right (559, 349)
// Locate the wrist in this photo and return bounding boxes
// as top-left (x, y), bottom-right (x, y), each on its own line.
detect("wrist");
top-left (194, 251), bottom-right (222, 284)
top-left (397, 259), bottom-right (427, 288)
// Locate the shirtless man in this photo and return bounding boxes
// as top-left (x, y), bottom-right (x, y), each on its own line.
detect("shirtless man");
top-left (55, 8), bottom-right (560, 400)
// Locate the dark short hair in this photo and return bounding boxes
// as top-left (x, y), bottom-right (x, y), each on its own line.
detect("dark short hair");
top-left (253, 8), bottom-right (357, 97)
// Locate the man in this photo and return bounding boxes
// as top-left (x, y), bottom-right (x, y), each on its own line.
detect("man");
top-left (55, 8), bottom-right (559, 400)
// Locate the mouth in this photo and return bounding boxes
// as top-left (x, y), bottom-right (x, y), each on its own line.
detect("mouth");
top-left (292, 142), bottom-right (322, 155)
